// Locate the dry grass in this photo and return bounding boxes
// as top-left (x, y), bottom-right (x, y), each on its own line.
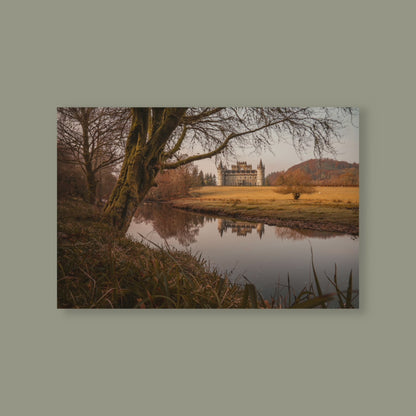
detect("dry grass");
top-left (172, 186), bottom-right (359, 232)
top-left (57, 198), bottom-right (247, 308)
top-left (188, 186), bottom-right (359, 204)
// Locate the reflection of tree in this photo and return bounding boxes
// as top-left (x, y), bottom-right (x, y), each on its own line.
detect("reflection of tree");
top-left (274, 226), bottom-right (343, 240)
top-left (133, 203), bottom-right (204, 246)
top-left (218, 219), bottom-right (264, 239)
top-left (274, 227), bottom-right (307, 241)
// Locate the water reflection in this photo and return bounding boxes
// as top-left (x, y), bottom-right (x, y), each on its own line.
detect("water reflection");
top-left (128, 203), bottom-right (359, 303)
top-left (134, 203), bottom-right (346, 244)
top-left (274, 227), bottom-right (345, 241)
top-left (218, 219), bottom-right (264, 238)
top-left (133, 202), bottom-right (211, 246)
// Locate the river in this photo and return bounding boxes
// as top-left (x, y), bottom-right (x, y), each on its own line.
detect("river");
top-left (126, 203), bottom-right (359, 306)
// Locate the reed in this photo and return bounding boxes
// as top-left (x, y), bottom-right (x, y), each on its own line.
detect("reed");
top-left (58, 198), bottom-right (245, 308)
top-left (269, 262), bottom-right (358, 309)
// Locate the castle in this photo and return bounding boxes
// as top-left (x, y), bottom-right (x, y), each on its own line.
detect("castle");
top-left (217, 219), bottom-right (265, 238)
top-left (217, 160), bottom-right (265, 186)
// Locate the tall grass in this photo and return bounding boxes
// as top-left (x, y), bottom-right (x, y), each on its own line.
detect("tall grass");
top-left (58, 198), bottom-right (245, 308)
top-left (58, 198), bottom-right (358, 309)
top-left (270, 265), bottom-right (358, 309)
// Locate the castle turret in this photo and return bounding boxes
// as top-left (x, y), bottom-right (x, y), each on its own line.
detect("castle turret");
top-left (217, 161), bottom-right (225, 186)
top-left (256, 159), bottom-right (265, 186)
top-left (256, 223), bottom-right (265, 239)
top-left (217, 218), bottom-right (225, 236)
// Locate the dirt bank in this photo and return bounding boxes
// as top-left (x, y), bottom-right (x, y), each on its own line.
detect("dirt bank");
top-left (168, 202), bottom-right (359, 236)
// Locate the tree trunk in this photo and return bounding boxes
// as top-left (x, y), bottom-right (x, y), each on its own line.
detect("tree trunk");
top-left (104, 149), bottom-right (158, 232)
top-left (85, 165), bottom-right (97, 204)
top-left (104, 108), bottom-right (187, 232)
top-left (80, 110), bottom-right (97, 205)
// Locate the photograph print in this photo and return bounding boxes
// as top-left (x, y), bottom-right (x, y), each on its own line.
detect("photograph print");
top-left (57, 107), bottom-right (359, 309)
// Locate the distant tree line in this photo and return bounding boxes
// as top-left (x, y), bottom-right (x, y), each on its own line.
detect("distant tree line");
top-left (57, 107), bottom-right (130, 204)
top-left (265, 170), bottom-right (285, 186)
top-left (146, 165), bottom-right (216, 201)
top-left (191, 168), bottom-right (216, 186)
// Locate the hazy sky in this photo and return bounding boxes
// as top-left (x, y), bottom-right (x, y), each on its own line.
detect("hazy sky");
top-left (191, 113), bottom-right (359, 176)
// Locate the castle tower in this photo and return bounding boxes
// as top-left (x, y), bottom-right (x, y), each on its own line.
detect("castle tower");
top-left (256, 223), bottom-right (264, 239)
top-left (217, 219), bottom-right (225, 236)
top-left (217, 161), bottom-right (225, 186)
top-left (256, 159), bottom-right (265, 186)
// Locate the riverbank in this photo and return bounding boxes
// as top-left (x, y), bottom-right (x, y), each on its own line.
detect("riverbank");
top-left (170, 186), bottom-right (359, 235)
top-left (58, 198), bottom-right (249, 308)
top-left (58, 198), bottom-right (356, 308)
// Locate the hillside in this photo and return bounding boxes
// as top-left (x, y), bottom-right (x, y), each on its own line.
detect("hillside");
top-left (267, 159), bottom-right (359, 186)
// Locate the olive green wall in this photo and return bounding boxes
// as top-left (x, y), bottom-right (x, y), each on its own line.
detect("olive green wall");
top-left (2, 1), bottom-right (415, 416)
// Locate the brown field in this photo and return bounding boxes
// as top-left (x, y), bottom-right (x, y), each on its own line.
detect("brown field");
top-left (187, 186), bottom-right (359, 204)
top-left (171, 186), bottom-right (359, 234)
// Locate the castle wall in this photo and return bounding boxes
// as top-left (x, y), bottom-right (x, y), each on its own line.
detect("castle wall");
top-left (217, 161), bottom-right (265, 186)
top-left (223, 172), bottom-right (257, 186)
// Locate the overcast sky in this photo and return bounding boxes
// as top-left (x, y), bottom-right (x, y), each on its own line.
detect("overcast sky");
top-left (191, 112), bottom-right (359, 176)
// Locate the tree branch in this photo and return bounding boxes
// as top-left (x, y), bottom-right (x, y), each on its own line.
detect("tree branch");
top-left (147, 108), bottom-right (188, 155)
top-left (163, 126), bottom-right (188, 159)
top-left (161, 114), bottom-right (296, 170)
top-left (181, 107), bottom-right (225, 124)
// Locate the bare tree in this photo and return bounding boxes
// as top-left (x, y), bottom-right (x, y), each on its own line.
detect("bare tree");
top-left (57, 107), bottom-right (131, 204)
top-left (104, 107), bottom-right (357, 231)
top-left (57, 142), bottom-right (86, 199)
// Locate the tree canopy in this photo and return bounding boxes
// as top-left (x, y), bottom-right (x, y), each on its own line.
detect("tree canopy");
top-left (157, 107), bottom-right (355, 169)
top-left (97, 107), bottom-right (357, 231)
top-left (57, 107), bottom-right (130, 203)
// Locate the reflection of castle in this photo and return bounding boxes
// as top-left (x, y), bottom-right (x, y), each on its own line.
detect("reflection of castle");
top-left (217, 219), bottom-right (265, 239)
top-left (217, 160), bottom-right (265, 186)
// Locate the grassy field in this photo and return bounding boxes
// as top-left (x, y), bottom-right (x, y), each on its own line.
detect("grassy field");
top-left (171, 186), bottom-right (359, 234)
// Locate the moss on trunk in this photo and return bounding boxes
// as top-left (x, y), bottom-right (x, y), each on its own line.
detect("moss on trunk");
top-left (104, 108), bottom-right (187, 232)
top-left (104, 143), bottom-right (157, 232)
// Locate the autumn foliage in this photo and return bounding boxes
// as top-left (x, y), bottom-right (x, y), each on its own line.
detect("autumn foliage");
top-left (274, 170), bottom-right (316, 200)
top-left (146, 165), bottom-right (194, 201)
top-left (267, 159), bottom-right (359, 187)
